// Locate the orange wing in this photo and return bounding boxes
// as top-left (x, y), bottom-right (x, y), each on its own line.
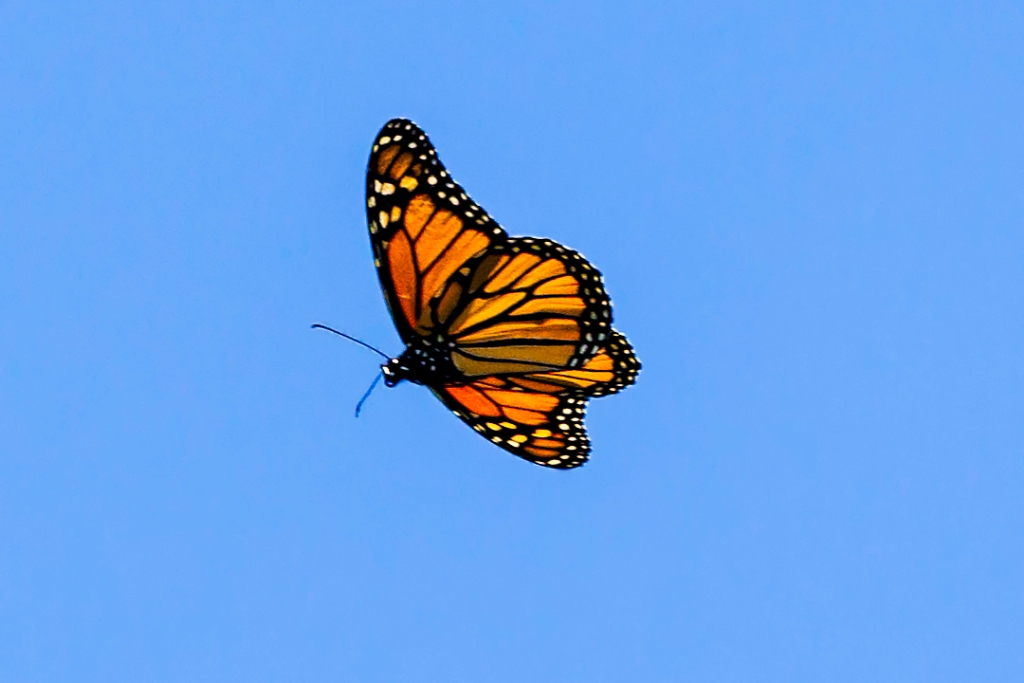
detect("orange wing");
top-left (440, 237), bottom-right (613, 377)
top-left (366, 119), bottom-right (612, 374)
top-left (366, 119), bottom-right (504, 344)
top-left (434, 331), bottom-right (640, 469)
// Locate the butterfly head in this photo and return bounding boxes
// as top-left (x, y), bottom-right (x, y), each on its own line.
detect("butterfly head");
top-left (381, 358), bottom-right (406, 387)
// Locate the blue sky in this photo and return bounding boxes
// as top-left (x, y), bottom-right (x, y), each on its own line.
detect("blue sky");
top-left (2, 2), bottom-right (1023, 680)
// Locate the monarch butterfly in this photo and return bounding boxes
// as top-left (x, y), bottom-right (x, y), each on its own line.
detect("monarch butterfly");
top-left (363, 118), bottom-right (639, 468)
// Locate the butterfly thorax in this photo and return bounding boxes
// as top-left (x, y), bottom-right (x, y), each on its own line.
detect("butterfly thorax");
top-left (381, 336), bottom-right (459, 388)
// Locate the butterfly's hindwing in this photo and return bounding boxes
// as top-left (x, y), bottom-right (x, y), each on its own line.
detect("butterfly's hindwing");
top-left (434, 331), bottom-right (640, 469)
top-left (440, 237), bottom-right (614, 378)
top-left (434, 380), bottom-right (591, 469)
top-left (510, 330), bottom-right (640, 397)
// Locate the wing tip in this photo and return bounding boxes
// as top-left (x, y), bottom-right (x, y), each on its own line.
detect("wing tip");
top-left (380, 117), bottom-right (426, 136)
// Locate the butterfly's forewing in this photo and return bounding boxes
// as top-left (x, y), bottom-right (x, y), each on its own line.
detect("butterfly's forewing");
top-left (367, 120), bottom-right (613, 371)
top-left (435, 331), bottom-right (640, 469)
top-left (366, 119), bottom-right (506, 344)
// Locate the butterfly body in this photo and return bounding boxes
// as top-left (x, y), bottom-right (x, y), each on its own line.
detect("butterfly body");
top-left (366, 118), bottom-right (639, 468)
top-left (381, 338), bottom-right (459, 388)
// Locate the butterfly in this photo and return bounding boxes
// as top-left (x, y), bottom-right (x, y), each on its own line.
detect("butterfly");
top-left (365, 118), bottom-right (639, 468)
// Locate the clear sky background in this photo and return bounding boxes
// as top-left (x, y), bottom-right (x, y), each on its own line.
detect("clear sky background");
top-left (2, 2), bottom-right (1023, 681)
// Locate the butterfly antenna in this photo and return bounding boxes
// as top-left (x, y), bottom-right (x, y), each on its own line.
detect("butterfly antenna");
top-left (354, 372), bottom-right (384, 418)
top-left (311, 324), bottom-right (390, 360)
